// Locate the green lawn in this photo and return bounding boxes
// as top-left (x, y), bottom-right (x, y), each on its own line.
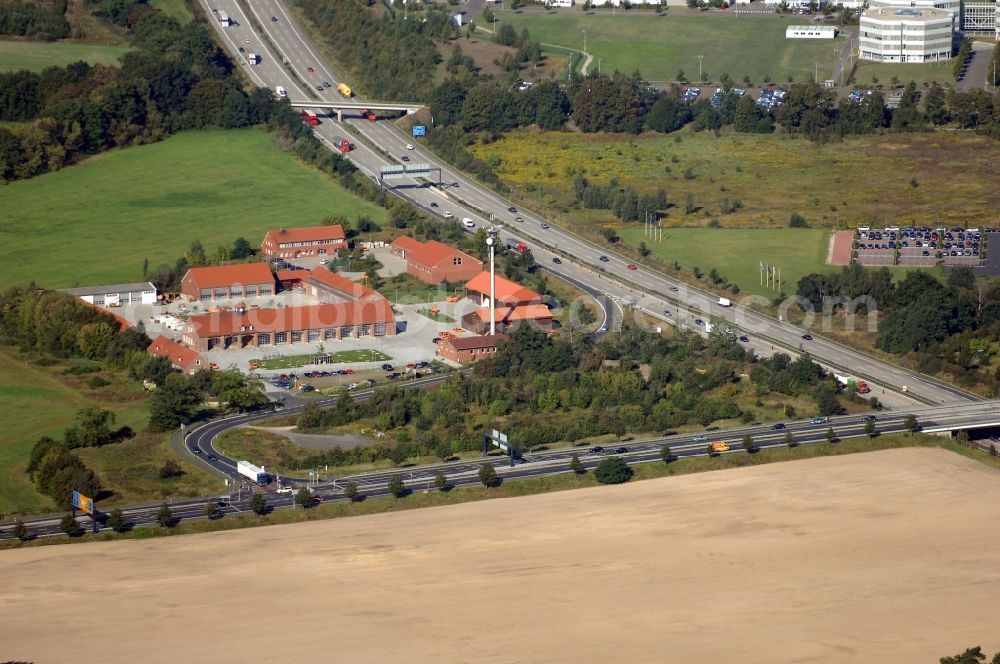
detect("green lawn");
top-left (620, 227), bottom-right (831, 297)
top-left (149, 0), bottom-right (193, 24)
top-left (498, 11), bottom-right (843, 84)
top-left (852, 60), bottom-right (957, 88)
top-left (416, 308), bottom-right (456, 323)
top-left (0, 129), bottom-right (385, 290)
top-left (0, 38), bottom-right (130, 72)
top-left (252, 349), bottom-right (392, 369)
top-left (0, 349), bottom-right (151, 515)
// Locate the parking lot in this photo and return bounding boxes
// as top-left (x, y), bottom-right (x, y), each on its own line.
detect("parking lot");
top-left (853, 225), bottom-right (987, 268)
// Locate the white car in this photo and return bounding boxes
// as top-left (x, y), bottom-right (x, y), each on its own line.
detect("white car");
top-left (276, 487), bottom-right (293, 494)
top-left (406, 144), bottom-right (414, 150)
top-left (443, 211), bottom-right (454, 219)
top-left (462, 218), bottom-right (475, 228)
top-left (694, 434), bottom-right (708, 442)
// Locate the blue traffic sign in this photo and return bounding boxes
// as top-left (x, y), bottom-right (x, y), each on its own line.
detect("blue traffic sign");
top-left (412, 125), bottom-right (426, 137)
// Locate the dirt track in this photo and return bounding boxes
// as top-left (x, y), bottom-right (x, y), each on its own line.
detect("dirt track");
top-left (2, 448), bottom-right (999, 664)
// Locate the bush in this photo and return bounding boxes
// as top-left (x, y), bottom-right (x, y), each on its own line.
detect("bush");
top-left (788, 212), bottom-right (808, 228)
top-left (594, 457), bottom-right (633, 484)
top-left (158, 459), bottom-right (183, 479)
top-left (87, 376), bottom-right (110, 388)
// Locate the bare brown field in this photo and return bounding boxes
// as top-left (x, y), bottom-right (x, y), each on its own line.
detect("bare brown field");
top-left (2, 447), bottom-right (999, 663)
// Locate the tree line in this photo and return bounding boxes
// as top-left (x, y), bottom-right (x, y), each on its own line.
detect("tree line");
top-left (288, 320), bottom-right (857, 463)
top-left (0, 0), bottom-right (68, 39)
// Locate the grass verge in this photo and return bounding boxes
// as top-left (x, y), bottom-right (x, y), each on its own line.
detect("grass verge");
top-left (4, 432), bottom-right (987, 548)
top-left (416, 308), bottom-right (456, 323)
top-left (0, 38), bottom-right (130, 72)
top-left (251, 349), bottom-right (392, 369)
top-left (0, 129), bottom-right (385, 290)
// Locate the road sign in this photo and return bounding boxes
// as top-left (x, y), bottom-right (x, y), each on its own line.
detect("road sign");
top-left (72, 490), bottom-right (94, 515)
top-left (412, 125), bottom-right (426, 137)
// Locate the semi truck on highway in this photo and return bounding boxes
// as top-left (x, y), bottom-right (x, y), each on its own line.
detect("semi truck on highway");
top-left (237, 460), bottom-right (269, 486)
top-left (835, 374), bottom-right (871, 394)
top-left (333, 136), bottom-right (353, 152)
top-left (718, 297), bottom-right (732, 307)
top-left (337, 82), bottom-right (352, 97)
top-left (506, 240), bottom-right (527, 254)
top-left (709, 442), bottom-right (730, 453)
top-left (301, 109), bottom-right (319, 126)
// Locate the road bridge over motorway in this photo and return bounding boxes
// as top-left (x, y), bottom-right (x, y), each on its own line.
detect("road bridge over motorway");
top-left (289, 100), bottom-right (424, 121)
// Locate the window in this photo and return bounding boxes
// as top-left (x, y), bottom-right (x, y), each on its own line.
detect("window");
top-left (200, 289), bottom-right (212, 299)
top-left (274, 332), bottom-right (287, 343)
top-left (374, 323), bottom-right (387, 336)
top-left (214, 288), bottom-right (227, 298)
top-left (452, 257), bottom-right (463, 265)
top-left (291, 331), bottom-right (303, 342)
top-left (246, 286), bottom-right (257, 296)
top-left (358, 325), bottom-right (371, 336)
top-left (257, 333), bottom-right (271, 345)
top-left (307, 330), bottom-right (320, 342)
top-left (324, 329), bottom-right (337, 340)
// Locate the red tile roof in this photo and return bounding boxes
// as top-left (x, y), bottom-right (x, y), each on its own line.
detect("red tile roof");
top-left (263, 225), bottom-right (345, 246)
top-left (79, 300), bottom-right (131, 333)
top-left (442, 333), bottom-right (508, 351)
top-left (465, 272), bottom-right (541, 305)
top-left (474, 304), bottom-right (552, 323)
top-left (184, 263), bottom-right (275, 289)
top-left (392, 236), bottom-right (481, 270)
top-left (307, 267), bottom-right (379, 301)
top-left (147, 335), bottom-right (203, 371)
top-left (390, 235), bottom-right (424, 255)
top-left (276, 270), bottom-right (311, 283)
top-left (184, 300), bottom-right (395, 337)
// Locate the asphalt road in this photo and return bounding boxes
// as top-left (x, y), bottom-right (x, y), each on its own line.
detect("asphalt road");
top-left (5, 399), bottom-right (999, 541)
top-left (197, 0), bottom-right (982, 407)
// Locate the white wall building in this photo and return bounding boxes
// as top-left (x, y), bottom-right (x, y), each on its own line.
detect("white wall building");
top-left (786, 24), bottom-right (839, 37)
top-left (859, 7), bottom-right (955, 62)
top-left (59, 282), bottom-right (158, 307)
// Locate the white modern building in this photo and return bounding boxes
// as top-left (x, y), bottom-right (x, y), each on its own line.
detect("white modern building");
top-left (962, 0), bottom-right (997, 34)
top-left (859, 7), bottom-right (955, 62)
top-left (59, 282), bottom-right (158, 307)
top-left (786, 24), bottom-right (840, 37)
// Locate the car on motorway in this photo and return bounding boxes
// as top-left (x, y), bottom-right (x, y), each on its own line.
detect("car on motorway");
top-left (694, 319), bottom-right (705, 326)
top-left (552, 257), bottom-right (562, 264)
top-left (599, 255), bottom-right (609, 262)
top-left (589, 446), bottom-right (604, 453)
top-left (208, 454), bottom-right (217, 460)
top-left (401, 155), bottom-right (409, 162)
top-left (669, 286), bottom-right (679, 292)
top-left (307, 66), bottom-right (314, 73)
top-left (238, 46), bottom-right (244, 52)
top-left (316, 84), bottom-right (323, 91)
top-left (738, 335), bottom-right (749, 342)
top-left (694, 434), bottom-right (708, 442)
top-left (462, 218), bottom-right (475, 228)
top-left (322, 81), bottom-right (331, 88)
top-left (430, 202), bottom-right (438, 208)
top-left (508, 206), bottom-right (517, 213)
top-left (193, 448), bottom-right (202, 454)
top-left (271, 15), bottom-right (277, 21)
top-left (381, 363), bottom-right (393, 371)
top-left (801, 334), bottom-right (813, 340)
top-left (276, 486), bottom-right (293, 494)
top-left (540, 223), bottom-right (550, 229)
top-left (443, 211), bottom-right (454, 219)
top-left (613, 447), bottom-right (628, 454)
top-left (627, 264), bottom-right (637, 271)
top-left (514, 216), bottom-right (524, 223)
top-left (406, 144), bottom-right (414, 150)
top-left (663, 311), bottom-right (671, 317)
top-left (770, 423), bottom-right (786, 430)
top-left (810, 417), bottom-right (828, 424)
top-left (862, 415), bottom-right (877, 423)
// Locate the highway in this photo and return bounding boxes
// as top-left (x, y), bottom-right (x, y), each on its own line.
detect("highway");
top-left (197, 0), bottom-right (979, 407)
top-left (5, 397), bottom-right (999, 540)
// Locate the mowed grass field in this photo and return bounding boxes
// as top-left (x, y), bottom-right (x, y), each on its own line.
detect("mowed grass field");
top-left (148, 0), bottom-right (193, 24)
top-left (0, 349), bottom-right (151, 514)
top-left (0, 38), bottom-right (130, 72)
top-left (469, 130), bottom-right (1000, 230)
top-left (853, 59), bottom-right (958, 88)
top-left (0, 129), bottom-right (385, 290)
top-left (620, 227), bottom-right (830, 297)
top-left (497, 11), bottom-right (842, 83)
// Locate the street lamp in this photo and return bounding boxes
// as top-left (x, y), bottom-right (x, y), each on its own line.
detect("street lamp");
top-left (697, 55), bottom-right (704, 81)
top-left (486, 227), bottom-right (498, 336)
top-left (582, 29), bottom-right (587, 54)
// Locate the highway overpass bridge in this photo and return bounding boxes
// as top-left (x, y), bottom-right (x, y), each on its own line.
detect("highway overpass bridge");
top-left (289, 100), bottom-right (424, 121)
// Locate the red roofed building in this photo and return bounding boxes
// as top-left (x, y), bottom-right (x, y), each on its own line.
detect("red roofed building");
top-left (276, 269), bottom-right (311, 290)
top-left (180, 263), bottom-right (276, 301)
top-left (389, 236), bottom-right (482, 285)
top-left (464, 271), bottom-right (542, 308)
top-left (461, 304), bottom-right (553, 335)
top-left (181, 300), bottom-right (396, 351)
top-left (437, 334), bottom-right (508, 363)
top-left (306, 267), bottom-right (382, 304)
top-left (148, 335), bottom-right (205, 373)
top-left (261, 225), bottom-right (346, 259)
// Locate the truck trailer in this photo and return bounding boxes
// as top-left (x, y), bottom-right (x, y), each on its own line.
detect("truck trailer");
top-left (301, 109), bottom-right (319, 126)
top-left (718, 297), bottom-right (732, 307)
top-left (333, 136), bottom-right (353, 152)
top-left (218, 10), bottom-right (230, 25)
top-left (834, 374), bottom-right (871, 394)
top-left (237, 460), bottom-right (269, 486)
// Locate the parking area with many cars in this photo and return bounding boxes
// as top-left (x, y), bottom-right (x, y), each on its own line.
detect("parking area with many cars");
top-left (853, 225), bottom-right (989, 269)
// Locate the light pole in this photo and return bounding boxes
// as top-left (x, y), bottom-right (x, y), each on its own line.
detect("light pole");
top-left (486, 228), bottom-right (498, 335)
top-left (815, 61), bottom-right (818, 83)
top-left (582, 29), bottom-right (587, 54)
top-left (698, 55), bottom-right (704, 81)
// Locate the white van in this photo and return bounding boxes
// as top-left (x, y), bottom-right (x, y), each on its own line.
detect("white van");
top-left (248, 53), bottom-right (259, 65)
top-left (275, 85), bottom-right (287, 98)
top-left (462, 218), bottom-right (475, 229)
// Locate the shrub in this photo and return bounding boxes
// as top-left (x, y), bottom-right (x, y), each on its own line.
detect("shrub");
top-left (594, 457), bottom-right (633, 484)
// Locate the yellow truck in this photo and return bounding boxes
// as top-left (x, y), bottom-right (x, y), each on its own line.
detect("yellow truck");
top-left (709, 441), bottom-right (729, 453)
top-left (337, 82), bottom-right (352, 98)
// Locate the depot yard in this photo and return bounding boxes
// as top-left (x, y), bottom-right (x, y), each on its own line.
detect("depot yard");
top-left (496, 11), bottom-right (842, 84)
top-left (0, 129), bottom-right (384, 290)
top-left (2, 447), bottom-right (998, 662)
top-left (0, 39), bottom-right (130, 72)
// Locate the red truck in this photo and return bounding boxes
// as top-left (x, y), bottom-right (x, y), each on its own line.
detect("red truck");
top-left (334, 136), bottom-right (353, 153)
top-left (300, 109), bottom-right (319, 126)
top-left (360, 109), bottom-right (376, 121)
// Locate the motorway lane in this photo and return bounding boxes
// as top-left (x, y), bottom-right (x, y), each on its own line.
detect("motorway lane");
top-left (6, 399), bottom-right (1000, 540)
top-left (228, 0), bottom-right (981, 406)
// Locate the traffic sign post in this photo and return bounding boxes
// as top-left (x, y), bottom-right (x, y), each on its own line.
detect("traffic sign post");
top-left (483, 429), bottom-right (517, 467)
